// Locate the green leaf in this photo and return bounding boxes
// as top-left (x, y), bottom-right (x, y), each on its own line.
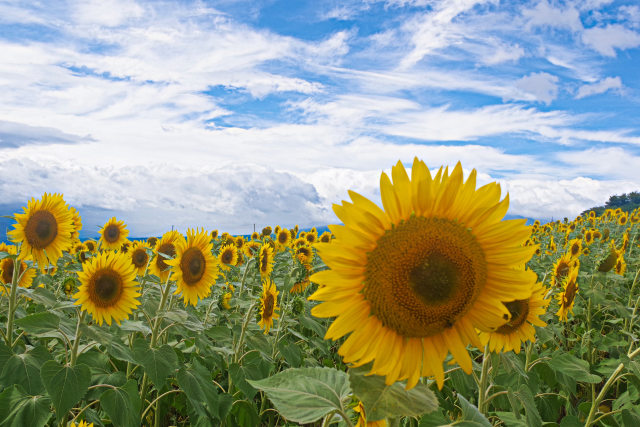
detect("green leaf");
top-left (229, 363), bottom-right (258, 400)
top-left (278, 341), bottom-right (302, 367)
top-left (550, 352), bottom-right (601, 384)
top-left (177, 360), bottom-right (225, 420)
top-left (14, 312), bottom-right (60, 335)
top-left (515, 384), bottom-right (543, 427)
top-left (456, 394), bottom-right (492, 427)
top-left (132, 339), bottom-right (178, 387)
top-left (100, 379), bottom-right (141, 427)
top-left (247, 366), bottom-right (351, 424)
top-left (0, 353), bottom-right (45, 395)
top-left (40, 360), bottom-right (91, 420)
top-left (348, 365), bottom-right (438, 421)
top-left (230, 400), bottom-right (260, 427)
top-left (0, 385), bottom-right (52, 427)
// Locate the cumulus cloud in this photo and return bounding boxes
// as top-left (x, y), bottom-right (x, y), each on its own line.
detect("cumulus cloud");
top-left (522, 0), bottom-right (582, 32)
top-left (575, 76), bottom-right (623, 98)
top-left (514, 72), bottom-right (559, 105)
top-left (582, 24), bottom-right (640, 56)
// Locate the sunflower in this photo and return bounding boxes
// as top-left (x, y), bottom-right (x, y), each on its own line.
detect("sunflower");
top-left (295, 245), bottom-right (313, 267)
top-left (557, 266), bottom-right (579, 322)
top-left (274, 225), bottom-right (281, 235)
top-left (99, 217), bottom-right (129, 251)
top-left (73, 251), bottom-right (140, 326)
top-left (120, 241), bottom-right (131, 254)
top-left (354, 401), bottom-right (387, 427)
top-left (479, 282), bottom-right (548, 353)
top-left (244, 241), bottom-right (261, 258)
top-left (63, 276), bottom-right (76, 296)
top-left (0, 246), bottom-right (35, 290)
top-left (602, 228), bottom-right (610, 241)
top-left (251, 231), bottom-right (260, 241)
top-left (568, 238), bottom-right (582, 259)
top-left (211, 230), bottom-right (219, 240)
top-left (258, 278), bottom-right (280, 334)
top-left (308, 159), bottom-right (537, 389)
top-left (319, 231), bottom-right (332, 243)
top-left (130, 241), bottom-right (150, 276)
top-left (149, 230), bottom-right (184, 282)
top-left (551, 252), bottom-right (578, 287)
top-left (614, 255), bottom-right (626, 276)
top-left (70, 420), bottom-right (94, 427)
top-left (291, 278), bottom-right (310, 294)
top-left (258, 245), bottom-right (274, 279)
top-left (584, 230), bottom-right (594, 245)
top-left (221, 292), bottom-right (232, 310)
top-left (70, 206), bottom-right (83, 240)
top-left (73, 242), bottom-right (87, 254)
top-left (618, 213), bottom-right (628, 226)
top-left (598, 242), bottom-right (618, 272)
top-left (261, 226), bottom-right (272, 237)
top-left (305, 231), bottom-right (318, 244)
top-left (147, 236), bottom-right (158, 248)
top-left (165, 229), bottom-right (219, 306)
top-left (8, 193), bottom-right (75, 272)
top-left (84, 240), bottom-right (97, 253)
top-left (276, 228), bottom-right (291, 250)
top-left (218, 243), bottom-right (238, 270)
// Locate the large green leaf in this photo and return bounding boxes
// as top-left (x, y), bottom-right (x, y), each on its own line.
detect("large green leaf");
top-left (247, 366), bottom-right (351, 424)
top-left (100, 379), bottom-right (141, 427)
top-left (132, 338), bottom-right (178, 387)
top-left (40, 360), bottom-right (91, 420)
top-left (177, 360), bottom-right (226, 420)
top-left (348, 365), bottom-right (438, 421)
top-left (0, 353), bottom-right (45, 394)
top-left (0, 385), bottom-right (52, 427)
top-left (456, 394), bottom-right (492, 427)
top-left (550, 352), bottom-right (600, 384)
top-left (14, 312), bottom-right (59, 335)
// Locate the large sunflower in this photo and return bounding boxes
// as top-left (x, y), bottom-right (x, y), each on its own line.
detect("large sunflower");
top-left (258, 278), bottom-right (280, 334)
top-left (99, 217), bottom-right (129, 251)
top-left (308, 159), bottom-right (536, 389)
top-left (556, 266), bottom-right (579, 322)
top-left (165, 229), bottom-right (219, 306)
top-left (73, 251), bottom-right (140, 326)
top-left (149, 230), bottom-right (184, 282)
top-left (8, 193), bottom-right (75, 271)
top-left (479, 282), bottom-right (548, 353)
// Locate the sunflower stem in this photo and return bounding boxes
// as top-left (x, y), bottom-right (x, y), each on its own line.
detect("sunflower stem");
top-left (271, 286), bottom-right (289, 360)
top-left (584, 362), bottom-right (625, 427)
top-left (237, 257), bottom-right (255, 300)
top-left (5, 257), bottom-right (21, 348)
top-left (70, 310), bottom-right (86, 366)
top-left (477, 344), bottom-right (491, 415)
top-left (233, 302), bottom-right (258, 364)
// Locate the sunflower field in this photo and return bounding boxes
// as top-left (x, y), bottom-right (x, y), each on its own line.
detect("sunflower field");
top-left (1, 159), bottom-right (640, 427)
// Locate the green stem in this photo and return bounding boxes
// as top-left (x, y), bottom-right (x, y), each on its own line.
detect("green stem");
top-left (69, 311), bottom-right (87, 366)
top-left (233, 302), bottom-right (258, 364)
top-left (477, 345), bottom-right (491, 415)
top-left (271, 287), bottom-right (290, 360)
top-left (237, 258), bottom-right (255, 299)
top-left (5, 257), bottom-right (22, 348)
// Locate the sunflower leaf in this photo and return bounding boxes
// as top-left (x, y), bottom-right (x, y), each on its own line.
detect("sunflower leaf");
top-left (348, 365), bottom-right (438, 421)
top-left (132, 338), bottom-right (178, 387)
top-left (100, 379), bottom-right (141, 427)
top-left (0, 385), bottom-right (52, 427)
top-left (247, 366), bottom-right (351, 423)
top-left (40, 360), bottom-right (91, 421)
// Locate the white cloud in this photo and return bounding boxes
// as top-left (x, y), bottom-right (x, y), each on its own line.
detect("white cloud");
top-left (72, 0), bottom-right (145, 27)
top-left (575, 76), bottom-right (622, 98)
top-left (523, 0), bottom-right (582, 32)
top-left (582, 24), bottom-right (640, 56)
top-left (514, 72), bottom-right (559, 105)
top-left (481, 41), bottom-right (525, 65)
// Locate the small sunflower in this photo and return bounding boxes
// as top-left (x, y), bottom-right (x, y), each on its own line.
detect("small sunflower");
top-left (584, 230), bottom-right (594, 245)
top-left (618, 213), bottom-right (628, 226)
top-left (244, 241), bottom-right (261, 258)
top-left (0, 246), bottom-right (35, 290)
top-left (258, 245), bottom-right (274, 279)
top-left (8, 193), bottom-right (75, 271)
top-left (614, 255), bottom-right (626, 276)
top-left (568, 238), bottom-right (582, 259)
top-left (221, 292), bottom-right (232, 310)
top-left (258, 279), bottom-right (280, 334)
top-left (147, 236), bottom-right (158, 248)
top-left (130, 241), bottom-right (150, 276)
top-left (276, 228), bottom-right (291, 250)
top-left (211, 230), bottom-right (219, 240)
top-left (479, 282), bottom-right (548, 353)
top-left (70, 420), bottom-right (94, 427)
top-left (305, 231), bottom-right (318, 244)
top-left (99, 217), bottom-right (129, 251)
top-left (551, 252), bottom-right (578, 287)
top-left (218, 243), bottom-right (238, 270)
top-left (261, 226), bottom-right (272, 237)
top-left (557, 266), bottom-right (579, 322)
top-left (291, 277), bottom-right (310, 294)
top-left (63, 276), bottom-right (76, 296)
top-left (251, 231), bottom-right (260, 241)
top-left (319, 231), bottom-right (332, 243)
top-left (84, 240), bottom-right (97, 253)
top-left (149, 230), bottom-right (184, 282)
top-left (309, 159), bottom-right (537, 389)
top-left (598, 242), bottom-right (618, 272)
top-left (166, 229), bottom-right (219, 306)
top-left (73, 251), bottom-right (140, 326)
top-left (295, 245), bottom-right (313, 267)
top-left (70, 206), bottom-right (83, 240)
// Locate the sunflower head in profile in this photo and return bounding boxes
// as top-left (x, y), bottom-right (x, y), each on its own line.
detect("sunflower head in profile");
top-left (556, 266), bottom-right (579, 322)
top-left (0, 245), bottom-right (35, 290)
top-left (275, 228), bottom-right (291, 250)
top-left (218, 243), bottom-right (238, 271)
top-left (69, 206), bottom-right (83, 240)
top-left (354, 401), bottom-right (387, 427)
top-left (258, 278), bottom-right (280, 334)
top-left (258, 244), bottom-right (274, 279)
top-left (8, 193), bottom-right (75, 272)
top-left (479, 282), bottom-right (548, 354)
top-left (73, 251), bottom-right (140, 326)
top-left (99, 217), bottom-right (129, 251)
top-left (149, 230), bottom-right (184, 282)
top-left (220, 292), bottom-right (232, 310)
top-left (274, 225), bottom-right (281, 235)
top-left (598, 242), bottom-right (618, 272)
top-left (614, 254), bottom-right (626, 276)
top-left (166, 229), bottom-right (219, 306)
top-left (308, 158), bottom-right (537, 389)
top-left (84, 240), bottom-right (97, 253)
top-left (551, 252), bottom-right (578, 287)
top-left (146, 236), bottom-right (158, 248)
top-left (261, 226), bottom-right (272, 237)
top-left (251, 231), bottom-right (260, 241)
top-left (290, 278), bottom-right (310, 294)
top-left (130, 241), bottom-right (151, 276)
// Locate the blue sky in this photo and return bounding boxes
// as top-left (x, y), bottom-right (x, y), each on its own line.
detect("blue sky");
top-left (0, 0), bottom-right (639, 236)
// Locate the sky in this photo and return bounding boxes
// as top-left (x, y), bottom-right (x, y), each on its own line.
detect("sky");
top-left (1, 0), bottom-right (639, 237)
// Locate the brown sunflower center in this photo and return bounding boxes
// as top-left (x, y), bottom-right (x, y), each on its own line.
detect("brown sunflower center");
top-left (363, 216), bottom-right (486, 338)
top-left (24, 210), bottom-right (58, 249)
top-left (85, 241), bottom-right (95, 251)
top-left (555, 261), bottom-right (570, 281)
top-left (181, 247), bottom-right (205, 285)
top-left (320, 234), bottom-right (331, 243)
top-left (563, 279), bottom-right (577, 307)
top-left (156, 243), bottom-right (176, 271)
top-left (2, 259), bottom-right (26, 284)
top-left (495, 299), bottom-right (530, 334)
top-left (90, 269), bottom-right (123, 307)
top-left (103, 224), bottom-right (120, 243)
top-left (278, 232), bottom-right (288, 244)
top-left (263, 293), bottom-right (275, 318)
top-left (147, 237), bottom-right (158, 247)
top-left (132, 249), bottom-right (148, 268)
top-left (221, 248), bottom-right (234, 264)
top-left (570, 243), bottom-right (580, 256)
top-left (260, 251), bottom-right (270, 273)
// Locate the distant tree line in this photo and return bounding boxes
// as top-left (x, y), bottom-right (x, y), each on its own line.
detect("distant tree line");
top-left (581, 191), bottom-right (640, 217)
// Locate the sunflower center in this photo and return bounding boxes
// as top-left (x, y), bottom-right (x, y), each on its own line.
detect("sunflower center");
top-left (263, 293), bottom-right (275, 318)
top-left (104, 225), bottom-right (120, 243)
top-left (495, 299), bottom-right (530, 334)
top-left (24, 210), bottom-right (58, 249)
top-left (132, 249), bottom-right (148, 268)
top-left (156, 243), bottom-right (176, 271)
top-left (363, 216), bottom-right (486, 338)
top-left (278, 233), bottom-right (288, 244)
top-left (570, 243), bottom-right (580, 257)
top-left (221, 248), bottom-right (234, 264)
top-left (260, 252), bottom-right (269, 272)
top-left (181, 247), bottom-right (205, 285)
top-left (563, 280), bottom-right (577, 307)
top-left (91, 269), bottom-right (123, 307)
top-left (1, 259), bottom-right (26, 284)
